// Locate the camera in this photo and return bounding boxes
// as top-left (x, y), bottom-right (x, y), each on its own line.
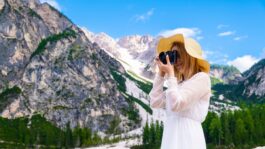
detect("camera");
top-left (159, 50), bottom-right (180, 65)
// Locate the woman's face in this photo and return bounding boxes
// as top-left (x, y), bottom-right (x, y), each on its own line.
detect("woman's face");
top-left (171, 45), bottom-right (184, 73)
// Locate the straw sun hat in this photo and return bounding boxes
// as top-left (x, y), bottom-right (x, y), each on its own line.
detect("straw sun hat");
top-left (157, 34), bottom-right (210, 73)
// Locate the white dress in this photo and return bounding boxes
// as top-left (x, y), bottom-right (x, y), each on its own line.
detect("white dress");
top-left (148, 72), bottom-right (211, 149)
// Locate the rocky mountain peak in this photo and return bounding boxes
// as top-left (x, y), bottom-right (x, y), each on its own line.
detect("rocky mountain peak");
top-left (241, 59), bottom-right (265, 98)
top-left (0, 0), bottom-right (140, 134)
top-left (3, 0), bottom-right (40, 10)
top-left (210, 64), bottom-right (242, 84)
top-left (212, 59), bottom-right (265, 103)
top-left (117, 35), bottom-right (154, 52)
top-left (81, 28), bottom-right (120, 57)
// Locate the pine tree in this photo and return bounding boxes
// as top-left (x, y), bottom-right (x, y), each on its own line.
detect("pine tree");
top-left (209, 116), bottom-right (222, 145)
top-left (149, 119), bottom-right (156, 144)
top-left (65, 122), bottom-right (73, 147)
top-left (242, 109), bottom-right (254, 144)
top-left (202, 112), bottom-right (216, 143)
top-left (143, 121), bottom-right (150, 145)
top-left (228, 111), bottom-right (236, 145)
top-left (220, 112), bottom-right (232, 145)
top-left (234, 118), bottom-right (247, 145)
top-left (92, 132), bottom-right (101, 145)
top-left (252, 104), bottom-right (265, 144)
top-left (72, 126), bottom-right (81, 147)
top-left (155, 120), bottom-right (161, 145)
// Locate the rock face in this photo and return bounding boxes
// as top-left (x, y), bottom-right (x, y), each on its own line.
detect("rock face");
top-left (0, 0), bottom-right (5, 11)
top-left (210, 64), bottom-right (242, 84)
top-left (81, 28), bottom-right (121, 58)
top-left (0, 0), bottom-right (140, 133)
top-left (117, 35), bottom-right (154, 54)
top-left (240, 59), bottom-right (265, 98)
top-left (81, 28), bottom-right (161, 79)
top-left (212, 59), bottom-right (265, 102)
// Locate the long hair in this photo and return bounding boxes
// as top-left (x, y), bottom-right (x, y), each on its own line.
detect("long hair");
top-left (171, 42), bottom-right (201, 83)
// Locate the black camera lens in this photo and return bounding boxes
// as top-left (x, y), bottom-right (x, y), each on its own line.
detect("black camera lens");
top-left (159, 50), bottom-right (180, 65)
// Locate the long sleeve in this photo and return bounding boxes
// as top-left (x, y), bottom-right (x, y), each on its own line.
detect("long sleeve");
top-left (148, 73), bottom-right (166, 109)
top-left (166, 72), bottom-right (211, 112)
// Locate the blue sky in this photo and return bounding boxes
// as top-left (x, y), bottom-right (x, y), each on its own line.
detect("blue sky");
top-left (41, 0), bottom-right (265, 72)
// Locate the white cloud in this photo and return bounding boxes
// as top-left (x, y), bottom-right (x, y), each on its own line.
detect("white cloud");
top-left (133, 8), bottom-right (154, 22)
top-left (196, 36), bottom-right (204, 40)
top-left (217, 24), bottom-right (229, 29)
top-left (233, 35), bottom-right (248, 41)
top-left (158, 27), bottom-right (202, 38)
top-left (202, 50), bottom-right (214, 59)
top-left (218, 31), bottom-right (235, 37)
top-left (204, 50), bottom-right (229, 64)
top-left (227, 55), bottom-right (260, 72)
top-left (40, 0), bottom-right (61, 11)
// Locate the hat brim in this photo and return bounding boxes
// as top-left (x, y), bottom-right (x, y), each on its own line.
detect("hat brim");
top-left (157, 34), bottom-right (210, 73)
top-left (197, 59), bottom-right (210, 73)
top-left (157, 34), bottom-right (184, 54)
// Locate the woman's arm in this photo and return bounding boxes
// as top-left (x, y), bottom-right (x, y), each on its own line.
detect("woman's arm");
top-left (166, 72), bottom-right (211, 112)
top-left (148, 73), bottom-right (166, 109)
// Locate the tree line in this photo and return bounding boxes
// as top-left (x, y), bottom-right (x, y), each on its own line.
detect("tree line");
top-left (0, 114), bottom-right (121, 148)
top-left (136, 104), bottom-right (265, 149)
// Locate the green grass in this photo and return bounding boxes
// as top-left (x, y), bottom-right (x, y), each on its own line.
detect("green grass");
top-left (125, 71), bottom-right (152, 94)
top-left (0, 86), bottom-right (21, 98)
top-left (110, 68), bottom-right (153, 115)
top-left (210, 76), bottom-right (224, 86)
top-left (105, 115), bottom-right (121, 135)
top-left (30, 28), bottom-right (76, 60)
top-left (109, 69), bottom-right (141, 122)
top-left (52, 105), bottom-right (72, 110)
top-left (67, 44), bottom-right (86, 61)
top-left (122, 92), bottom-right (152, 115)
top-left (28, 8), bottom-right (42, 20)
top-left (121, 102), bottom-right (141, 123)
top-left (91, 53), bottom-right (98, 61)
top-left (0, 86), bottom-right (22, 111)
top-left (110, 68), bottom-right (126, 93)
top-left (127, 70), bottom-right (152, 84)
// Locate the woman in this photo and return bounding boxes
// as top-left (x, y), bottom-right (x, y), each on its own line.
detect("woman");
top-left (148, 34), bottom-right (211, 149)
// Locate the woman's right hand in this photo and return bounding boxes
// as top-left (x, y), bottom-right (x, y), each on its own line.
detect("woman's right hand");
top-left (155, 56), bottom-right (165, 77)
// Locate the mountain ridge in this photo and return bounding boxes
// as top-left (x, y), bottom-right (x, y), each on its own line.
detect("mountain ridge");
top-left (0, 0), bottom-right (141, 134)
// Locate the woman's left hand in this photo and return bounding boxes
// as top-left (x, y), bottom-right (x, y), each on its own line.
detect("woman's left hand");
top-left (156, 55), bottom-right (175, 77)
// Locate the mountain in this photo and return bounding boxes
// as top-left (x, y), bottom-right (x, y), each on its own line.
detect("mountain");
top-left (82, 27), bottom-right (264, 109)
top-left (81, 28), bottom-right (121, 58)
top-left (81, 29), bottom-right (243, 117)
top-left (1, 0), bottom-right (264, 148)
top-left (212, 59), bottom-right (265, 103)
top-left (117, 35), bottom-right (154, 56)
top-left (81, 28), bottom-right (265, 110)
top-left (81, 27), bottom-right (265, 105)
top-left (0, 0), bottom-right (141, 134)
top-left (237, 59), bottom-right (265, 99)
top-left (81, 27), bottom-right (161, 79)
top-left (81, 29), bottom-right (247, 84)
top-left (210, 64), bottom-right (242, 84)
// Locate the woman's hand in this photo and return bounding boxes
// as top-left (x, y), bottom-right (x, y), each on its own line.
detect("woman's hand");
top-left (155, 55), bottom-right (175, 77)
top-left (154, 56), bottom-right (165, 77)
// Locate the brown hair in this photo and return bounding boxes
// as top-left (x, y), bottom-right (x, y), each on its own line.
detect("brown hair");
top-left (171, 42), bottom-right (201, 83)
